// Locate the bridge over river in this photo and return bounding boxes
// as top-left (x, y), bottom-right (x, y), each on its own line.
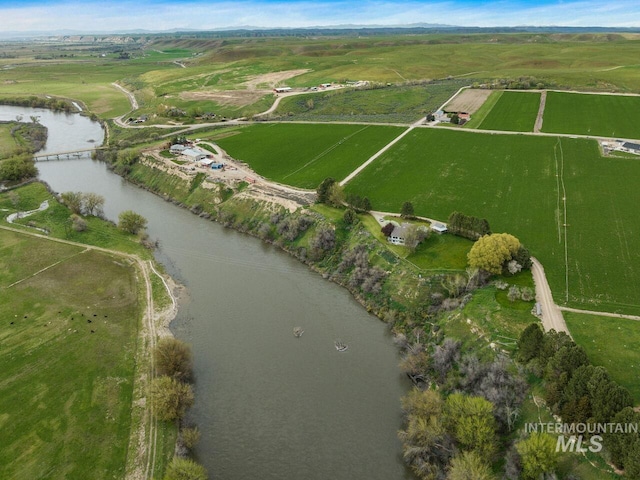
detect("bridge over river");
top-left (33, 147), bottom-right (105, 161)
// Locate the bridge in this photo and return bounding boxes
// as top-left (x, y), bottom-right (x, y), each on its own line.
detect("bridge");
top-left (33, 147), bottom-right (105, 162)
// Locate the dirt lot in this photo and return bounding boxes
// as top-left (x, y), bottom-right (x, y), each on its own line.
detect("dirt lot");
top-left (444, 88), bottom-right (493, 113)
top-left (179, 69), bottom-right (310, 108)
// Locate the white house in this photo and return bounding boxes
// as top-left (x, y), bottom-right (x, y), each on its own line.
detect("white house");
top-left (170, 144), bottom-right (186, 154)
top-left (389, 223), bottom-right (410, 245)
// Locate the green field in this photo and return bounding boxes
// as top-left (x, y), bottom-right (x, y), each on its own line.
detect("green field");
top-left (565, 312), bottom-right (640, 402)
top-left (0, 229), bottom-right (140, 479)
top-left (477, 91), bottom-right (541, 132)
top-left (275, 82), bottom-right (466, 123)
top-left (215, 123), bottom-right (404, 188)
top-left (346, 128), bottom-right (640, 315)
top-left (542, 91), bottom-right (640, 139)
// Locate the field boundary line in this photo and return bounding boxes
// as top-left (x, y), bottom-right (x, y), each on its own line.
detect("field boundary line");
top-left (3, 248), bottom-right (88, 289)
top-left (283, 125), bottom-right (370, 180)
top-left (339, 126), bottom-right (415, 186)
top-left (559, 306), bottom-right (640, 322)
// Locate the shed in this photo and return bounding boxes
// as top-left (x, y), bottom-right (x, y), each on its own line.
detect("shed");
top-left (182, 148), bottom-right (208, 161)
top-left (431, 222), bottom-right (448, 234)
top-left (170, 144), bottom-right (186, 153)
top-left (622, 142), bottom-right (640, 154)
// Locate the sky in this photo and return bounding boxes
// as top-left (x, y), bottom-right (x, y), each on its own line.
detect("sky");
top-left (0, 0), bottom-right (639, 33)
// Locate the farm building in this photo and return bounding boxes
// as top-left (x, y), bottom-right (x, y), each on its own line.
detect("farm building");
top-left (621, 142), bottom-right (640, 155)
top-left (274, 87), bottom-right (292, 93)
top-left (170, 144), bottom-right (186, 154)
top-left (431, 222), bottom-right (448, 234)
top-left (181, 148), bottom-right (209, 162)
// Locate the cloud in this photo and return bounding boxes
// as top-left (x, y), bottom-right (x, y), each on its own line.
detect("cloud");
top-left (0, 0), bottom-right (638, 32)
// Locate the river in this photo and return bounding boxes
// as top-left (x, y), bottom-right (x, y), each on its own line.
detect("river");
top-left (1, 106), bottom-right (412, 479)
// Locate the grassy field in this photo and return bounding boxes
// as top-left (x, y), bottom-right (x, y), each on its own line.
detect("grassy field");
top-left (274, 81), bottom-right (466, 123)
top-left (215, 123), bottom-right (404, 188)
top-left (0, 122), bottom-right (20, 157)
top-left (345, 128), bottom-right (640, 315)
top-left (541, 91), bottom-right (640, 139)
top-left (565, 312), bottom-right (640, 403)
top-left (477, 91), bottom-right (541, 132)
top-left (3, 33), bottom-right (640, 123)
top-left (0, 228), bottom-right (140, 479)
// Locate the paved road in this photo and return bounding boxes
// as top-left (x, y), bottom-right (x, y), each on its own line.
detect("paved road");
top-left (531, 257), bottom-right (571, 335)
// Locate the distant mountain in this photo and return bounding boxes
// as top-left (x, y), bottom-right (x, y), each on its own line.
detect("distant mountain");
top-left (1, 24), bottom-right (639, 40)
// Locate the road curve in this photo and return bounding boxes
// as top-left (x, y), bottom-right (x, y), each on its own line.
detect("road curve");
top-left (531, 257), bottom-right (571, 336)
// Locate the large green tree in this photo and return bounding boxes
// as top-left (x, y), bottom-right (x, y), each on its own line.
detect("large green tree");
top-left (163, 457), bottom-right (207, 480)
top-left (118, 210), bottom-right (148, 234)
top-left (515, 433), bottom-right (558, 480)
top-left (149, 376), bottom-right (194, 422)
top-left (444, 393), bottom-right (497, 459)
top-left (467, 233), bottom-right (521, 275)
top-left (447, 451), bottom-right (496, 480)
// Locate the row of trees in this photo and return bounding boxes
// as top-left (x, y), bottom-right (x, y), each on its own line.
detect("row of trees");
top-left (447, 211), bottom-right (491, 240)
top-left (517, 324), bottom-right (640, 477)
top-left (149, 337), bottom-right (208, 480)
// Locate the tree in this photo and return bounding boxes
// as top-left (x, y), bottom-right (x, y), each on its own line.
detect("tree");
top-left (401, 201), bottom-right (415, 218)
top-left (163, 457), bottom-right (207, 480)
top-left (118, 210), bottom-right (148, 234)
top-left (507, 285), bottom-right (520, 302)
top-left (327, 182), bottom-right (344, 207)
top-left (467, 233), bottom-right (521, 275)
top-left (180, 425), bottom-right (201, 450)
top-left (515, 433), bottom-right (558, 480)
top-left (0, 156), bottom-right (37, 182)
top-left (447, 451), bottom-right (496, 480)
top-left (404, 225), bottom-right (429, 253)
top-left (444, 393), bottom-right (497, 459)
top-left (309, 226), bottom-right (336, 260)
top-left (343, 208), bottom-right (357, 225)
top-left (70, 214), bottom-right (87, 232)
top-left (61, 191), bottom-right (84, 215)
top-left (316, 177), bottom-right (336, 204)
top-left (381, 222), bottom-right (395, 237)
top-left (516, 323), bottom-right (544, 364)
top-left (154, 337), bottom-right (193, 381)
top-left (149, 376), bottom-right (194, 422)
top-left (83, 192), bottom-right (105, 217)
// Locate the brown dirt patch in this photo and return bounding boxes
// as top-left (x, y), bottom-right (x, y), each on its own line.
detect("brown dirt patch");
top-left (179, 89), bottom-right (269, 107)
top-left (242, 69), bottom-right (310, 90)
top-left (444, 88), bottom-right (493, 114)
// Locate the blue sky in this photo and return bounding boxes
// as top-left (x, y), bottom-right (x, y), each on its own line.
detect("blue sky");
top-left (0, 0), bottom-right (638, 32)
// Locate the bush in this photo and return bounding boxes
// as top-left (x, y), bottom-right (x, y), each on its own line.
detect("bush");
top-left (154, 337), bottom-right (193, 381)
top-left (149, 376), bottom-right (194, 422)
top-left (163, 457), bottom-right (207, 480)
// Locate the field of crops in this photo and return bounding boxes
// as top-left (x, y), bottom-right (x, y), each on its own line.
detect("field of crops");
top-left (345, 128), bottom-right (640, 315)
top-left (541, 91), bottom-right (640, 139)
top-left (215, 123), bottom-right (404, 188)
top-left (477, 91), bottom-right (541, 132)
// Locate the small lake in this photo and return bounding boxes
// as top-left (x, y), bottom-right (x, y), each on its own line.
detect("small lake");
top-left (2, 105), bottom-right (412, 479)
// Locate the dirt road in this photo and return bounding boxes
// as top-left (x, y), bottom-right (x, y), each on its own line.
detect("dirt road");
top-left (531, 257), bottom-right (570, 335)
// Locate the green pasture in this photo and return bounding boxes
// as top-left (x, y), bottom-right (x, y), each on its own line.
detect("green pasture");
top-left (542, 91), bottom-right (640, 139)
top-left (0, 122), bottom-right (19, 157)
top-left (345, 128), bottom-right (640, 315)
top-left (0, 229), bottom-right (140, 479)
top-left (215, 123), bottom-right (404, 188)
top-left (0, 183), bottom-right (150, 256)
top-left (274, 82), bottom-right (466, 123)
top-left (477, 91), bottom-right (541, 132)
top-left (565, 312), bottom-right (640, 403)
